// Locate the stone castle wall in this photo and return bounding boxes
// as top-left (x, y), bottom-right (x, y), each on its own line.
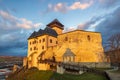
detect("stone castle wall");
top-left (42, 30), bottom-right (106, 63)
top-left (26, 29), bottom-right (107, 69)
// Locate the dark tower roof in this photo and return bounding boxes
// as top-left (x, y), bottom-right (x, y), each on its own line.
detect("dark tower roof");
top-left (28, 31), bottom-right (37, 39)
top-left (47, 19), bottom-right (64, 30)
top-left (28, 27), bottom-right (58, 39)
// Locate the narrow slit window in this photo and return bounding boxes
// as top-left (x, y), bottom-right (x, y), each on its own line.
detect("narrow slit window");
top-left (42, 46), bottom-right (44, 50)
top-left (39, 40), bottom-right (41, 43)
top-left (65, 37), bottom-right (68, 41)
top-left (50, 39), bottom-right (52, 43)
top-left (87, 35), bottom-right (90, 41)
top-left (43, 38), bottom-right (45, 42)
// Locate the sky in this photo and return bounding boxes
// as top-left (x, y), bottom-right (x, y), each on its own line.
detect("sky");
top-left (0, 0), bottom-right (120, 56)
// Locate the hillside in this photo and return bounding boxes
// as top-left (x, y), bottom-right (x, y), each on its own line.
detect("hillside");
top-left (0, 56), bottom-right (23, 62)
top-left (6, 67), bottom-right (108, 80)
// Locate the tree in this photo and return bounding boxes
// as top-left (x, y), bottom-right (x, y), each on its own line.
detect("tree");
top-left (106, 33), bottom-right (120, 51)
top-left (105, 33), bottom-right (120, 66)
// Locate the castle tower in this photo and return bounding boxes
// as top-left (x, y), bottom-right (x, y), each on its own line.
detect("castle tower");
top-left (47, 19), bottom-right (64, 34)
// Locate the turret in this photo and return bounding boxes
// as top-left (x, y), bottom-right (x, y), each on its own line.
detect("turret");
top-left (47, 19), bottom-right (64, 34)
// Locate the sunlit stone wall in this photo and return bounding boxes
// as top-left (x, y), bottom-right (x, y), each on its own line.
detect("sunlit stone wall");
top-left (26, 29), bottom-right (107, 69)
top-left (43, 30), bottom-right (106, 63)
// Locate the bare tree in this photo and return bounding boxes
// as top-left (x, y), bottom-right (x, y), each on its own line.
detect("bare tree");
top-left (105, 33), bottom-right (120, 66)
top-left (106, 33), bottom-right (120, 51)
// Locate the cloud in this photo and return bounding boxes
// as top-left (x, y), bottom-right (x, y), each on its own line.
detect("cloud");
top-left (95, 7), bottom-right (120, 42)
top-left (69, 1), bottom-right (93, 10)
top-left (34, 23), bottom-right (43, 28)
top-left (77, 16), bottom-right (103, 30)
top-left (0, 10), bottom-right (43, 56)
top-left (47, 3), bottom-right (68, 13)
top-left (47, 0), bottom-right (94, 13)
top-left (63, 27), bottom-right (76, 33)
top-left (0, 10), bottom-right (41, 29)
top-left (98, 0), bottom-right (120, 8)
top-left (76, 6), bottom-right (120, 46)
top-left (45, 0), bottom-right (120, 13)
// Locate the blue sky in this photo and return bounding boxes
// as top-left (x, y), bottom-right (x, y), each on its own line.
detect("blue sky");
top-left (0, 0), bottom-right (120, 56)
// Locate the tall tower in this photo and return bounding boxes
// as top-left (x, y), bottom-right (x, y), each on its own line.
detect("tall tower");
top-left (47, 19), bottom-right (64, 34)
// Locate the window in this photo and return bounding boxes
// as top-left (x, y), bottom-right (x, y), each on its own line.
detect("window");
top-left (39, 40), bottom-right (41, 43)
top-left (34, 40), bottom-right (36, 43)
top-left (87, 35), bottom-right (90, 41)
top-left (30, 42), bottom-right (31, 45)
top-left (56, 41), bottom-right (58, 44)
top-left (65, 37), bottom-right (68, 41)
top-left (42, 46), bottom-right (44, 50)
top-left (43, 38), bottom-right (45, 42)
top-left (50, 39), bottom-right (52, 43)
top-left (34, 47), bottom-right (36, 50)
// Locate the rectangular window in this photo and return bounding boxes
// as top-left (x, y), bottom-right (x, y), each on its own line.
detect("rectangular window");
top-left (33, 41), bottom-right (34, 44)
top-left (50, 39), bottom-right (52, 43)
top-left (42, 46), bottom-right (44, 50)
top-left (87, 35), bottom-right (90, 41)
top-left (34, 47), bottom-right (36, 50)
top-left (43, 38), bottom-right (45, 42)
top-left (34, 40), bottom-right (36, 43)
top-left (39, 39), bottom-right (41, 43)
top-left (56, 41), bottom-right (58, 44)
top-left (65, 37), bottom-right (68, 41)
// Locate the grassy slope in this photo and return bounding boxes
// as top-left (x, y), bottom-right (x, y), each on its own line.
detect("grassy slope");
top-left (7, 68), bottom-right (107, 80)
top-left (50, 72), bottom-right (107, 80)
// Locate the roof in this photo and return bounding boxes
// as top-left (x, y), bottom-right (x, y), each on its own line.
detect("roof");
top-left (38, 51), bottom-right (46, 57)
top-left (28, 31), bottom-right (38, 39)
top-left (60, 30), bottom-right (100, 36)
top-left (47, 19), bottom-right (64, 29)
top-left (28, 27), bottom-right (58, 39)
top-left (63, 48), bottom-right (76, 57)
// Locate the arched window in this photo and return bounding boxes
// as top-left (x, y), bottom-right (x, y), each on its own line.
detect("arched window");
top-left (42, 46), bottom-right (44, 50)
top-left (39, 39), bottom-right (41, 43)
top-left (56, 41), bottom-right (58, 44)
top-left (65, 37), bottom-right (68, 41)
top-left (50, 39), bottom-right (52, 43)
top-left (34, 47), bottom-right (36, 50)
top-left (43, 38), bottom-right (45, 42)
top-left (87, 35), bottom-right (90, 41)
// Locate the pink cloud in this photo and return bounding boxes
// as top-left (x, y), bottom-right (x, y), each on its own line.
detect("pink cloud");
top-left (69, 1), bottom-right (93, 10)
top-left (47, 0), bottom-right (94, 13)
top-left (63, 27), bottom-right (76, 33)
top-left (0, 10), bottom-right (42, 29)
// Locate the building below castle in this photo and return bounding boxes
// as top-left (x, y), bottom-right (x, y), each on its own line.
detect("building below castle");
top-left (24, 19), bottom-right (108, 70)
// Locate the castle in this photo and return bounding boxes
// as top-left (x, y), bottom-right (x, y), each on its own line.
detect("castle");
top-left (25, 19), bottom-right (107, 70)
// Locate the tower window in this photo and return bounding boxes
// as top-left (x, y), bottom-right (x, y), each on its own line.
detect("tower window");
top-left (42, 46), bottom-right (44, 50)
top-left (43, 38), bottom-right (45, 42)
top-left (30, 42), bottom-right (31, 45)
top-left (34, 40), bottom-right (36, 43)
top-left (50, 39), bottom-right (52, 43)
top-left (65, 37), bottom-right (68, 41)
top-left (56, 41), bottom-right (58, 44)
top-left (34, 47), bottom-right (36, 50)
top-left (87, 35), bottom-right (90, 41)
top-left (39, 39), bottom-right (41, 43)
